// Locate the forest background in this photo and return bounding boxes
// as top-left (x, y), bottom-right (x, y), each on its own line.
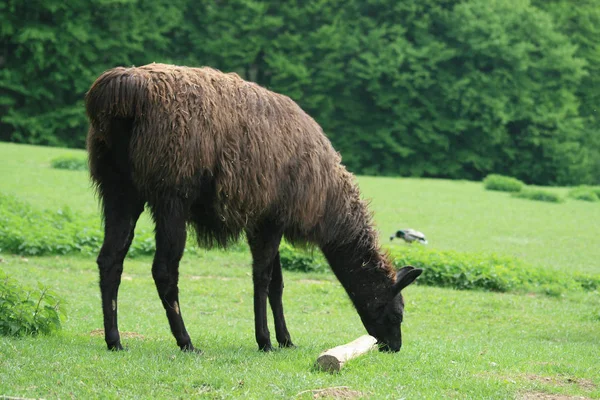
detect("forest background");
top-left (1, 0), bottom-right (599, 185)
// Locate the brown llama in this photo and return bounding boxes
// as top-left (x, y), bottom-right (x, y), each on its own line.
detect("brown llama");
top-left (85, 63), bottom-right (422, 353)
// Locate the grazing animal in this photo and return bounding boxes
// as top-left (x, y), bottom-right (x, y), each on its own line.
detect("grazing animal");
top-left (390, 229), bottom-right (428, 244)
top-left (85, 63), bottom-right (422, 353)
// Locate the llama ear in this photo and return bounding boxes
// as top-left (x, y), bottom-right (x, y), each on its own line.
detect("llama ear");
top-left (393, 266), bottom-right (423, 296)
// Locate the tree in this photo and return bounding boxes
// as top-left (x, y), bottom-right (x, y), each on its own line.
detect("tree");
top-left (0, 0), bottom-right (185, 147)
top-left (531, 0), bottom-right (600, 183)
top-left (0, 0), bottom-right (596, 185)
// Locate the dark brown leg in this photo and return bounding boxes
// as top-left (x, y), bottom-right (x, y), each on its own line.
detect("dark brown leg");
top-left (150, 197), bottom-right (198, 352)
top-left (97, 187), bottom-right (143, 351)
top-left (247, 220), bottom-right (285, 351)
top-left (268, 253), bottom-right (294, 348)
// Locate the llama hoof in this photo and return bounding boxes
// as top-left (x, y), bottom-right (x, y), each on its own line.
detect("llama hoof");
top-left (258, 343), bottom-right (274, 352)
top-left (180, 343), bottom-right (202, 354)
top-left (107, 342), bottom-right (124, 351)
top-left (182, 347), bottom-right (203, 355)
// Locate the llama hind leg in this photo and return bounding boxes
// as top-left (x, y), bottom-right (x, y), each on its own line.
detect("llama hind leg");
top-left (150, 198), bottom-right (198, 352)
top-left (247, 221), bottom-right (284, 351)
top-left (268, 253), bottom-right (294, 348)
top-left (97, 189), bottom-right (144, 351)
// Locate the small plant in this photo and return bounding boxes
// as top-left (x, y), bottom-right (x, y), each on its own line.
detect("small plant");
top-left (279, 242), bottom-right (328, 273)
top-left (0, 269), bottom-right (66, 336)
top-left (483, 174), bottom-right (525, 192)
top-left (511, 189), bottom-right (563, 203)
top-left (568, 186), bottom-right (599, 202)
top-left (51, 155), bottom-right (87, 171)
top-left (0, 192), bottom-right (211, 258)
top-left (388, 246), bottom-right (600, 296)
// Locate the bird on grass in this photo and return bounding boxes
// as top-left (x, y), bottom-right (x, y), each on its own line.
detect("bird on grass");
top-left (390, 229), bottom-right (428, 244)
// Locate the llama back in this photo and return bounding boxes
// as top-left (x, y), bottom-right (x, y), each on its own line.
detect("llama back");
top-left (86, 63), bottom-right (367, 245)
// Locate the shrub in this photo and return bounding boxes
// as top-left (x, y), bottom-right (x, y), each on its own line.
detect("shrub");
top-left (511, 188), bottom-right (563, 203)
top-left (50, 155), bottom-right (87, 171)
top-left (0, 269), bottom-right (66, 336)
top-left (568, 186), bottom-right (600, 202)
top-left (277, 241), bottom-right (600, 296)
top-left (387, 246), bottom-right (600, 296)
top-left (279, 242), bottom-right (328, 273)
top-left (0, 192), bottom-right (104, 256)
top-left (0, 192), bottom-right (219, 258)
top-left (3, 193), bottom-right (599, 297)
top-left (483, 174), bottom-right (525, 192)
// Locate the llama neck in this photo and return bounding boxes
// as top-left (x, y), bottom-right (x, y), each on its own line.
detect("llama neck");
top-left (321, 235), bottom-right (395, 316)
top-left (315, 168), bottom-right (396, 315)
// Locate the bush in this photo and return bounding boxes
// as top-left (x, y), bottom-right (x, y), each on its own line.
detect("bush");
top-left (3, 193), bottom-right (598, 297)
top-left (511, 189), bottom-right (563, 203)
top-left (276, 240), bottom-right (600, 296)
top-left (0, 269), bottom-right (66, 336)
top-left (50, 155), bottom-right (87, 171)
top-left (0, 192), bottom-right (104, 256)
top-left (279, 243), bottom-right (328, 273)
top-left (568, 186), bottom-right (600, 202)
top-left (0, 192), bottom-right (216, 258)
top-left (0, 192), bottom-right (153, 257)
top-left (388, 246), bottom-right (599, 296)
top-left (483, 174), bottom-right (525, 192)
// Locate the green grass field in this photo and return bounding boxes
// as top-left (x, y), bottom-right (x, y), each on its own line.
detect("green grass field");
top-left (1, 142), bottom-right (599, 399)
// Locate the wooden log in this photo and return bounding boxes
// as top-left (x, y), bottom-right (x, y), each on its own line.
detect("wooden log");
top-left (315, 335), bottom-right (377, 372)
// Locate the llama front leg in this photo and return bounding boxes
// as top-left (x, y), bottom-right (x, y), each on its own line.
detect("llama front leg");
top-left (247, 221), bottom-right (284, 351)
top-left (268, 253), bottom-right (294, 348)
top-left (150, 199), bottom-right (197, 352)
top-left (97, 190), bottom-right (143, 351)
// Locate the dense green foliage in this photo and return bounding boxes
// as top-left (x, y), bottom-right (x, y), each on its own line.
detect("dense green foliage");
top-left (277, 243), bottom-right (600, 296)
top-left (278, 243), bottom-right (328, 274)
top-left (389, 246), bottom-right (598, 296)
top-left (511, 188), bottom-right (564, 203)
top-left (568, 186), bottom-right (600, 202)
top-left (50, 154), bottom-right (88, 171)
top-left (0, 268), bottom-right (65, 336)
top-left (0, 0), bottom-right (185, 148)
top-left (0, 192), bottom-right (103, 256)
top-left (1, 0), bottom-right (599, 185)
top-left (0, 192), bottom-right (152, 256)
top-left (483, 174), bottom-right (524, 192)
top-left (0, 190), bottom-right (233, 257)
top-left (532, 0), bottom-right (600, 183)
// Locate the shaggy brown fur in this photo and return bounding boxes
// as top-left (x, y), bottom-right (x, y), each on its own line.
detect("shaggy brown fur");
top-left (88, 64), bottom-right (381, 253)
top-left (86, 63), bottom-right (422, 352)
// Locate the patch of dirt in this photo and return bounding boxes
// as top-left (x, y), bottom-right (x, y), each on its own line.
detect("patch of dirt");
top-left (519, 391), bottom-right (592, 400)
top-left (89, 329), bottom-right (145, 339)
top-left (295, 386), bottom-right (366, 399)
top-left (524, 375), bottom-right (596, 390)
top-left (564, 378), bottom-right (596, 391)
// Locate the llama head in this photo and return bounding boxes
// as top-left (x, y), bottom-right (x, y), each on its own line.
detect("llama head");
top-left (361, 266), bottom-right (422, 352)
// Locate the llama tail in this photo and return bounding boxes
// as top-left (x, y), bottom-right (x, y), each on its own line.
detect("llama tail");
top-left (85, 67), bottom-right (148, 138)
top-left (86, 67), bottom-right (150, 184)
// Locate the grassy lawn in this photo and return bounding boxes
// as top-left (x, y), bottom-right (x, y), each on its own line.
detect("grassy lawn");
top-left (1, 142), bottom-right (599, 399)
top-left (1, 254), bottom-right (598, 399)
